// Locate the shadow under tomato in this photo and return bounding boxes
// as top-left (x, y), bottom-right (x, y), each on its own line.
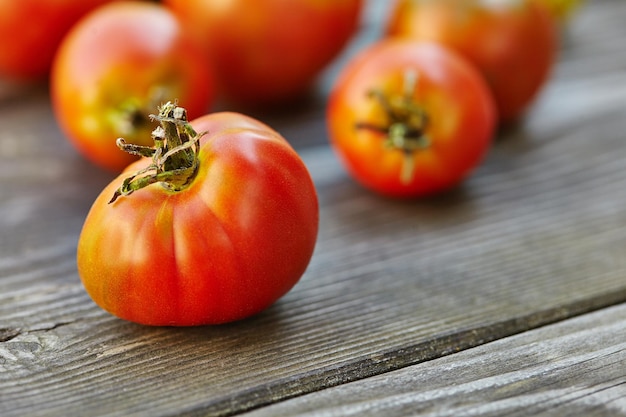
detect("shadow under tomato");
top-left (318, 172), bottom-right (482, 241)
top-left (89, 301), bottom-right (294, 363)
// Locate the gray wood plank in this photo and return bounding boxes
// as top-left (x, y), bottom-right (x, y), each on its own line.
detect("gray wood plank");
top-left (1, 1), bottom-right (626, 416)
top-left (241, 303), bottom-right (626, 417)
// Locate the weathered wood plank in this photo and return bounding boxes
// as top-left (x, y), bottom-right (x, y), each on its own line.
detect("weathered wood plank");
top-left (241, 303), bottom-right (626, 417)
top-left (1, 1), bottom-right (626, 417)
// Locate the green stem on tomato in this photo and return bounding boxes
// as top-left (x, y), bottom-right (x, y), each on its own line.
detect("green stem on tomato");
top-left (109, 101), bottom-right (204, 204)
top-left (355, 69), bottom-right (431, 185)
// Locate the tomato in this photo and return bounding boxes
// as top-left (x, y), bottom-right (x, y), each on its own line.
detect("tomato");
top-left (386, 0), bottom-right (556, 123)
top-left (533, 0), bottom-right (584, 22)
top-left (0, 0), bottom-right (117, 80)
top-left (164, 0), bottom-right (363, 107)
top-left (327, 40), bottom-right (496, 198)
top-left (51, 1), bottom-right (215, 172)
top-left (77, 102), bottom-right (319, 326)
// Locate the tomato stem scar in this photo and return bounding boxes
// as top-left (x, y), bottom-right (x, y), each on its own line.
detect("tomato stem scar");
top-left (114, 86), bottom-right (169, 137)
top-left (355, 69), bottom-right (430, 184)
top-left (109, 101), bottom-right (205, 203)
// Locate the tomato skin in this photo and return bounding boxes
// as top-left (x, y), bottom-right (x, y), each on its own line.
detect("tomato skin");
top-left (327, 40), bottom-right (496, 198)
top-left (164, 0), bottom-right (363, 106)
top-left (0, 0), bottom-right (117, 80)
top-left (77, 112), bottom-right (319, 326)
top-left (387, 0), bottom-right (556, 123)
top-left (51, 2), bottom-right (215, 172)
top-left (533, 0), bottom-right (583, 22)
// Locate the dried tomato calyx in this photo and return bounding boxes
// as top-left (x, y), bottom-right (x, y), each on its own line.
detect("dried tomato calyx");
top-left (109, 101), bottom-right (204, 203)
top-left (355, 69), bottom-right (430, 184)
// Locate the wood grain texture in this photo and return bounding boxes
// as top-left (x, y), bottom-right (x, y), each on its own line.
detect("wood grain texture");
top-left (242, 303), bottom-right (626, 417)
top-left (1, 1), bottom-right (626, 416)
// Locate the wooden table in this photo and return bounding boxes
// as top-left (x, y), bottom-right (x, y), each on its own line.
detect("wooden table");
top-left (2, 1), bottom-right (626, 416)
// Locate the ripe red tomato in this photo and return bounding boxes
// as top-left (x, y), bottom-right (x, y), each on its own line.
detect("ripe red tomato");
top-left (387, 0), bottom-right (556, 123)
top-left (164, 0), bottom-right (363, 107)
top-left (51, 2), bottom-right (215, 172)
top-left (327, 40), bottom-right (496, 198)
top-left (0, 0), bottom-right (117, 80)
top-left (77, 103), bottom-right (319, 326)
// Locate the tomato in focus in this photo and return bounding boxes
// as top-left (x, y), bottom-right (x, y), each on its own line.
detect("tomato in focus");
top-left (387, 0), bottom-right (556, 123)
top-left (164, 0), bottom-right (363, 107)
top-left (52, 1), bottom-right (215, 172)
top-left (0, 0), bottom-right (117, 80)
top-left (77, 103), bottom-right (319, 326)
top-left (327, 40), bottom-right (496, 198)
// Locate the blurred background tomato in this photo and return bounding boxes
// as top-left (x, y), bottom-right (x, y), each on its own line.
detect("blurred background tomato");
top-left (164, 0), bottom-right (364, 108)
top-left (0, 0), bottom-right (118, 81)
top-left (386, 0), bottom-right (556, 124)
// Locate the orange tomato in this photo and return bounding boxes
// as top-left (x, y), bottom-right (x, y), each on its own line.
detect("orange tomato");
top-left (164, 0), bottom-right (363, 107)
top-left (387, 0), bottom-right (557, 123)
top-left (327, 40), bottom-right (496, 197)
top-left (78, 104), bottom-right (319, 326)
top-left (52, 2), bottom-right (215, 171)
